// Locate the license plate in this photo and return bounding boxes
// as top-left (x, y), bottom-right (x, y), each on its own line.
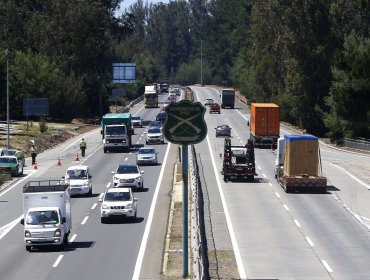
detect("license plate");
top-left (71, 188), bottom-right (81, 193)
top-left (111, 212), bottom-right (125, 216)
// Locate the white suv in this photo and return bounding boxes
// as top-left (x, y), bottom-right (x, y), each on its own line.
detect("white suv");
top-left (63, 165), bottom-right (92, 196)
top-left (111, 164), bottom-right (144, 190)
top-left (99, 187), bottom-right (138, 223)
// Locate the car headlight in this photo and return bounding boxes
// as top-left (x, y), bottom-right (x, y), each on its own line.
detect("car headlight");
top-left (126, 203), bottom-right (133, 208)
top-left (106, 140), bottom-right (110, 143)
top-left (113, 176), bottom-right (119, 181)
top-left (135, 176), bottom-right (141, 181)
top-left (83, 181), bottom-right (89, 186)
top-left (102, 204), bottom-right (109, 209)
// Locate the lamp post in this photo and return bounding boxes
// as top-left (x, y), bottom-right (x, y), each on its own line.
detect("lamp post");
top-left (5, 48), bottom-right (11, 149)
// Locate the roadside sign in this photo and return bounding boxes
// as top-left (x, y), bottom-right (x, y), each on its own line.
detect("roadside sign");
top-left (163, 100), bottom-right (207, 145)
top-left (23, 98), bottom-right (49, 116)
top-left (113, 63), bottom-right (136, 84)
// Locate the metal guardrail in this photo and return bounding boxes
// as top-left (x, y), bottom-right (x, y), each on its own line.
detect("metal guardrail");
top-left (343, 138), bottom-right (370, 151)
top-left (189, 145), bottom-right (209, 280)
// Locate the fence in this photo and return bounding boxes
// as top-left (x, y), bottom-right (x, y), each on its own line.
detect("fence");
top-left (343, 138), bottom-right (370, 152)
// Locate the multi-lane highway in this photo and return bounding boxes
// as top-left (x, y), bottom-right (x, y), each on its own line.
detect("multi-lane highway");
top-left (0, 86), bottom-right (370, 280)
top-left (191, 85), bottom-right (370, 280)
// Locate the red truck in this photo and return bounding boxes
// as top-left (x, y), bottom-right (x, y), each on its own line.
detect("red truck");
top-left (209, 103), bottom-right (221, 114)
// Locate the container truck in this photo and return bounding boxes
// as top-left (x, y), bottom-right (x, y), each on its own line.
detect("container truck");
top-left (221, 89), bottom-right (235, 109)
top-left (275, 134), bottom-right (327, 193)
top-left (221, 138), bottom-right (256, 182)
top-left (250, 103), bottom-right (280, 148)
top-left (101, 113), bottom-right (133, 153)
top-left (20, 180), bottom-right (72, 251)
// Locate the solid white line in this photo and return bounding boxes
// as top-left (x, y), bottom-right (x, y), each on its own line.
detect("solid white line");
top-left (262, 173), bottom-right (266, 178)
top-left (70, 234), bottom-right (77, 243)
top-left (91, 203), bottom-right (97, 210)
top-left (136, 141), bottom-right (140, 144)
top-left (275, 192), bottom-right (280, 198)
top-left (81, 216), bottom-right (89, 225)
top-left (206, 134), bottom-right (247, 279)
top-left (328, 162), bottom-right (370, 189)
top-left (257, 166), bottom-right (261, 170)
top-left (322, 260), bottom-right (333, 273)
top-left (0, 215), bottom-right (23, 240)
top-left (0, 170), bottom-right (37, 197)
top-left (132, 143), bottom-right (171, 280)
top-left (268, 183), bottom-right (273, 187)
top-left (294, 219), bottom-right (301, 228)
top-left (125, 157), bottom-right (128, 161)
top-left (305, 236), bottom-right (314, 247)
top-left (53, 255), bottom-right (64, 268)
top-left (283, 204), bottom-right (289, 211)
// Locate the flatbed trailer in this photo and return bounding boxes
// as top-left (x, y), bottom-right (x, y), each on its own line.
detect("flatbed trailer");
top-left (221, 138), bottom-right (256, 182)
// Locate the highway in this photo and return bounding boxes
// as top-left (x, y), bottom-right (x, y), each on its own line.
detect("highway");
top-left (0, 94), bottom-right (174, 280)
top-left (191, 85), bottom-right (370, 280)
top-left (0, 86), bottom-right (370, 280)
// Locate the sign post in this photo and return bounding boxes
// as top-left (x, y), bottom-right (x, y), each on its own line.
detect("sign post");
top-left (163, 100), bottom-right (207, 277)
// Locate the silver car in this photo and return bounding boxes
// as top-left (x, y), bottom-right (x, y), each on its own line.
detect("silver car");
top-left (146, 127), bottom-right (165, 144)
top-left (136, 147), bottom-right (158, 165)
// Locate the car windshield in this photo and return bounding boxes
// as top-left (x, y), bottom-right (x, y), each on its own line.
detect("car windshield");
top-left (104, 192), bottom-right (131, 201)
top-left (138, 148), bottom-right (155, 154)
top-left (0, 157), bottom-right (17, 163)
top-left (149, 121), bottom-right (161, 127)
top-left (117, 165), bottom-right (139, 174)
top-left (132, 117), bottom-right (140, 120)
top-left (218, 125), bottom-right (229, 130)
top-left (106, 126), bottom-right (126, 135)
top-left (148, 128), bottom-right (161, 134)
top-left (67, 169), bottom-right (87, 179)
top-left (26, 210), bottom-right (59, 225)
top-left (5, 150), bottom-right (16, 156)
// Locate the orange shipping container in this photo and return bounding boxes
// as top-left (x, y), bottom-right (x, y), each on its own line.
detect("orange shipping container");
top-left (250, 103), bottom-right (280, 137)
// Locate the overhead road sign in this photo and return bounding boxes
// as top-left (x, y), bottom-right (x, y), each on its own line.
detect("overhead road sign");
top-left (113, 63), bottom-right (136, 84)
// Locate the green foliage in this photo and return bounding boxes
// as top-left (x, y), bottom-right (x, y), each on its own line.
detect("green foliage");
top-left (39, 117), bottom-right (48, 134)
top-left (324, 31), bottom-right (370, 141)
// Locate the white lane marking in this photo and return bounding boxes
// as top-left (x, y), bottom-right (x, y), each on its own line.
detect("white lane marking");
top-left (294, 219), bottom-right (301, 228)
top-left (139, 137), bottom-right (142, 141)
top-left (136, 141), bottom-right (140, 144)
top-left (268, 183), bottom-right (273, 187)
top-left (91, 203), bottom-right (97, 210)
top-left (305, 236), bottom-right (314, 247)
top-left (275, 192), bottom-right (280, 198)
top-left (262, 173), bottom-right (266, 178)
top-left (99, 193), bottom-right (104, 199)
top-left (283, 204), bottom-right (289, 212)
top-left (81, 216), bottom-right (89, 225)
top-left (132, 143), bottom-right (171, 280)
top-left (53, 255), bottom-right (64, 268)
top-left (0, 215), bottom-right (23, 240)
top-left (125, 157), bottom-right (128, 161)
top-left (328, 162), bottom-right (370, 189)
top-left (70, 234), bottom-right (77, 243)
top-left (106, 182), bottom-right (111, 189)
top-left (205, 134), bottom-right (247, 279)
top-left (322, 260), bottom-right (333, 273)
top-left (257, 166), bottom-right (261, 170)
top-left (0, 170), bottom-right (37, 197)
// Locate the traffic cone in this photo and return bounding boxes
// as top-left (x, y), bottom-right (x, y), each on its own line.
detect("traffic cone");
top-left (33, 163), bottom-right (38, 170)
top-left (75, 153), bottom-right (80, 161)
top-left (57, 157), bottom-right (62, 166)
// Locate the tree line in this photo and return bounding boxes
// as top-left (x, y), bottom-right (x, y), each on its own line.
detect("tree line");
top-left (0, 0), bottom-right (369, 142)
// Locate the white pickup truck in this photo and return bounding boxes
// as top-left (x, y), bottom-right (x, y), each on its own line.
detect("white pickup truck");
top-left (20, 180), bottom-right (72, 252)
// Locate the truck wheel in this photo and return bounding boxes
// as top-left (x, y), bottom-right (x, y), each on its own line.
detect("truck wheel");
top-left (26, 246), bottom-right (31, 252)
top-left (63, 234), bottom-right (69, 246)
top-left (224, 176), bottom-right (229, 182)
top-left (88, 187), bottom-right (92, 196)
top-left (101, 217), bottom-right (106, 223)
top-left (285, 186), bottom-right (291, 193)
top-left (103, 148), bottom-right (107, 153)
top-left (248, 175), bottom-right (254, 182)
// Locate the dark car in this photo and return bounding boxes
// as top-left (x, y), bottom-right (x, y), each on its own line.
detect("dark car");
top-left (131, 116), bottom-right (143, 127)
top-left (156, 112), bottom-right (167, 123)
top-left (215, 124), bottom-right (231, 137)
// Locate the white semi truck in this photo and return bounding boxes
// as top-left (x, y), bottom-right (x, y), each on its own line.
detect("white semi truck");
top-left (20, 180), bottom-right (72, 251)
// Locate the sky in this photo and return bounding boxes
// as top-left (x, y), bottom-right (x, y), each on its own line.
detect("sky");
top-left (116, 0), bottom-right (170, 14)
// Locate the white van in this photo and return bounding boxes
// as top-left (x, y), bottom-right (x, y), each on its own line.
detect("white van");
top-left (62, 165), bottom-right (93, 196)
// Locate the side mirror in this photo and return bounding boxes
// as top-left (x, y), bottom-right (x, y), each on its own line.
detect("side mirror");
top-left (89, 175), bottom-right (92, 179)
top-left (100, 130), bottom-right (103, 135)
top-left (20, 219), bottom-right (24, 225)
top-left (62, 176), bottom-right (65, 180)
top-left (61, 217), bottom-right (66, 224)
top-left (110, 171), bottom-right (115, 174)
top-left (140, 170), bottom-right (144, 174)
top-left (98, 198), bottom-right (103, 202)
top-left (134, 198), bottom-right (138, 202)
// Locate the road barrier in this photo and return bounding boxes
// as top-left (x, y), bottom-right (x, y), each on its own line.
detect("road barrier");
top-left (344, 138), bottom-right (370, 152)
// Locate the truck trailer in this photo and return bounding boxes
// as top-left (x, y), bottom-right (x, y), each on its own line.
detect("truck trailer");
top-left (221, 89), bottom-right (235, 109)
top-left (20, 180), bottom-right (72, 251)
top-left (101, 113), bottom-right (133, 153)
top-left (221, 138), bottom-right (256, 182)
top-left (250, 103), bottom-right (280, 149)
top-left (275, 134), bottom-right (327, 193)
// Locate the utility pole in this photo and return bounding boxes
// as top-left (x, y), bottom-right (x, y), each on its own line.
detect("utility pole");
top-left (5, 48), bottom-right (11, 149)
top-left (200, 40), bottom-right (203, 86)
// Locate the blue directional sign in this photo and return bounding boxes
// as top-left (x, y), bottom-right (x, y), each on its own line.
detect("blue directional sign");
top-left (113, 63), bottom-right (136, 84)
top-left (23, 98), bottom-right (49, 116)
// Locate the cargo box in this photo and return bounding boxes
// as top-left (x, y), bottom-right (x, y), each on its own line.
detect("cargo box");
top-left (283, 134), bottom-right (319, 176)
top-left (250, 103), bottom-right (280, 137)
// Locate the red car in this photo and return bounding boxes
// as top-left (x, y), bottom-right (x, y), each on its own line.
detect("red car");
top-left (210, 103), bottom-right (221, 114)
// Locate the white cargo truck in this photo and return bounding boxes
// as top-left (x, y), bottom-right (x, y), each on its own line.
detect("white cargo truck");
top-left (20, 180), bottom-right (72, 251)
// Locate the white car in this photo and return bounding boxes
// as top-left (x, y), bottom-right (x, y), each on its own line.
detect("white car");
top-left (146, 127), bottom-right (165, 144)
top-left (203, 98), bottom-right (214, 106)
top-left (62, 165), bottom-right (92, 196)
top-left (136, 147), bottom-right (158, 165)
top-left (99, 187), bottom-right (138, 223)
top-left (111, 164), bottom-right (144, 190)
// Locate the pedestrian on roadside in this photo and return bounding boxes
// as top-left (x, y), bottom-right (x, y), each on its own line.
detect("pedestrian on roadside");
top-left (80, 138), bottom-right (87, 157)
top-left (30, 144), bottom-right (37, 165)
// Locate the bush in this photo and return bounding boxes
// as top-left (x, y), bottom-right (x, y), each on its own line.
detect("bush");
top-left (39, 117), bottom-right (48, 133)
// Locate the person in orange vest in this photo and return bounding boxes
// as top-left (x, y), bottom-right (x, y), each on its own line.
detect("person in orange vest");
top-left (30, 144), bottom-right (37, 165)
